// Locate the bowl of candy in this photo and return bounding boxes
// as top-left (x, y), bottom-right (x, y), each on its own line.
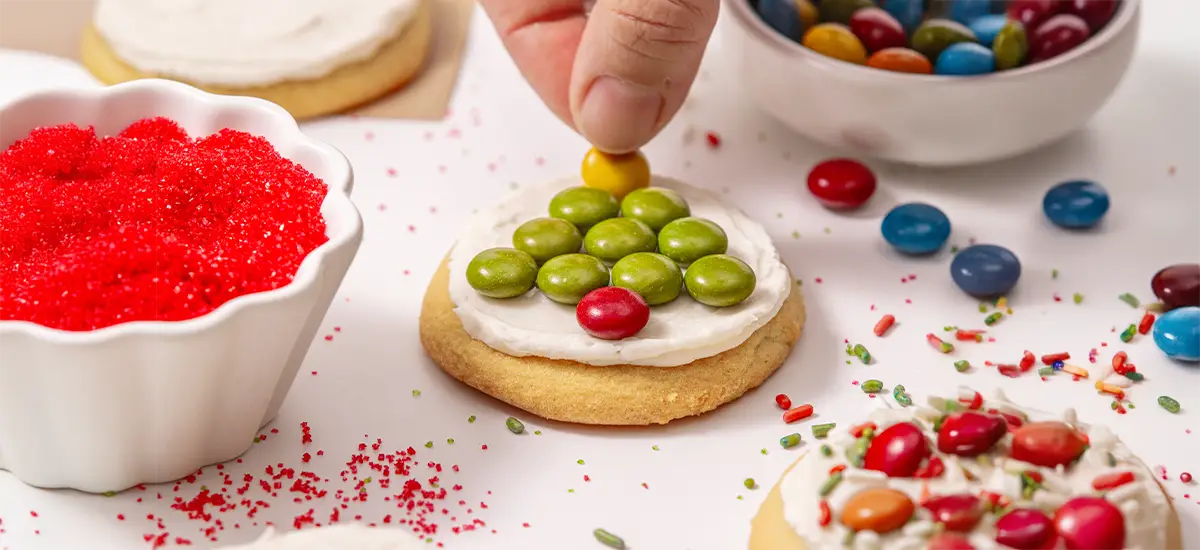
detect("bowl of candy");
top-left (723, 0), bottom-right (1140, 166)
top-left (0, 79), bottom-right (363, 492)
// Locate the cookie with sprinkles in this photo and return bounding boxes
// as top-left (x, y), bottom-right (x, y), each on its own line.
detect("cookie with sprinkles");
top-left (750, 388), bottom-right (1182, 549)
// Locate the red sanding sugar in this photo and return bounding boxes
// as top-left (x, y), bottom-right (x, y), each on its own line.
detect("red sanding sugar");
top-left (0, 117), bottom-right (328, 331)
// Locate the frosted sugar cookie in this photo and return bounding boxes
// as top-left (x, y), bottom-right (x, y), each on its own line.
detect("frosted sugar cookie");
top-left (419, 150), bottom-right (805, 425)
top-left (751, 388), bottom-right (1182, 550)
top-left (81, 0), bottom-right (433, 120)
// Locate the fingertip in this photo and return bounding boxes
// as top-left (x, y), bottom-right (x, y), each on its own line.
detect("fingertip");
top-left (576, 76), bottom-right (665, 154)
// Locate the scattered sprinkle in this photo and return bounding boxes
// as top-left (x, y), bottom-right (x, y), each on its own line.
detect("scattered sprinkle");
top-left (1052, 269), bottom-right (1059, 279)
top-left (852, 343), bottom-right (872, 364)
top-left (783, 404), bottom-right (815, 423)
top-left (1061, 364), bottom-right (1089, 378)
top-left (1118, 293), bottom-right (1140, 308)
top-left (1073, 293), bottom-right (1084, 304)
top-left (577, 459), bottom-right (586, 465)
top-left (926, 333), bottom-right (954, 354)
top-left (468, 415), bottom-right (476, 423)
top-left (811, 423), bottom-right (836, 439)
top-left (424, 441), bottom-right (433, 448)
top-left (781, 433), bottom-right (802, 448)
top-left (1159, 396), bottom-right (1181, 414)
top-left (861, 379), bottom-right (884, 394)
top-left (446, 438), bottom-right (455, 444)
top-left (505, 417), bottom-right (525, 435)
top-left (954, 360), bottom-right (971, 372)
top-left (893, 385), bottom-right (913, 407)
top-left (984, 312), bottom-right (1004, 326)
top-left (1038, 367), bottom-right (1055, 377)
top-left (775, 393), bottom-right (793, 410)
top-left (744, 478), bottom-right (757, 490)
top-left (1119, 324), bottom-right (1137, 343)
top-left (534, 430), bottom-right (542, 436)
top-left (593, 528), bottom-right (626, 549)
top-left (651, 445), bottom-right (660, 451)
top-left (411, 389), bottom-right (421, 397)
top-left (873, 314), bottom-right (896, 337)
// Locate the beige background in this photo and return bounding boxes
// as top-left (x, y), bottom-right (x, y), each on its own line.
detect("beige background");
top-left (0, 0), bottom-right (474, 120)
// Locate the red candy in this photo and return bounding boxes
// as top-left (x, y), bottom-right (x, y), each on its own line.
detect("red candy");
top-left (1063, 0), bottom-right (1119, 31)
top-left (923, 494), bottom-right (984, 532)
top-left (0, 118), bottom-right (329, 332)
top-left (995, 508), bottom-right (1057, 549)
top-left (863, 422), bottom-right (929, 477)
top-left (1007, 0), bottom-right (1060, 30)
top-left (1030, 14), bottom-right (1092, 63)
top-left (1054, 496), bottom-right (1126, 550)
top-left (1010, 421), bottom-right (1088, 468)
top-left (937, 411), bottom-right (1008, 457)
top-left (806, 158), bottom-right (876, 210)
top-left (1152, 264), bottom-right (1200, 310)
top-left (928, 533), bottom-right (976, 550)
top-left (575, 286), bottom-right (649, 340)
top-left (848, 8), bottom-right (907, 53)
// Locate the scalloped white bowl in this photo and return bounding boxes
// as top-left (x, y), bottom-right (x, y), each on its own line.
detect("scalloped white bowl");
top-left (0, 79), bottom-right (363, 492)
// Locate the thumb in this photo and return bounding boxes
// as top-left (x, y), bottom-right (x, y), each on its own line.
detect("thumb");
top-left (569, 0), bottom-right (719, 153)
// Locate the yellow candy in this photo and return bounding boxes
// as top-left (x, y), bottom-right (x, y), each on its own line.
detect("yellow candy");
top-left (795, 0), bottom-right (818, 29)
top-left (581, 148), bottom-right (651, 200)
top-left (802, 23), bottom-right (868, 65)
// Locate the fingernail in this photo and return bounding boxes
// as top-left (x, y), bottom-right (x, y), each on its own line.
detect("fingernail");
top-left (577, 76), bottom-right (662, 153)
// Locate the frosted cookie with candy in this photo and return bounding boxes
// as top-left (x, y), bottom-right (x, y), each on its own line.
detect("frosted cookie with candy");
top-left (420, 149), bottom-right (805, 425)
top-left (751, 388), bottom-right (1182, 550)
top-left (223, 524), bottom-right (423, 549)
top-left (81, 0), bottom-right (433, 120)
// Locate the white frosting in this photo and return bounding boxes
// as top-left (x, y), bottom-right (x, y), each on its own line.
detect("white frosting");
top-left (93, 0), bottom-right (420, 86)
top-left (447, 176), bottom-right (792, 367)
top-left (222, 525), bottom-right (424, 549)
top-left (780, 388), bottom-right (1170, 550)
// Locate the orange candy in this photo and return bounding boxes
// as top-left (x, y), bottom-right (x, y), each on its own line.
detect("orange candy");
top-left (867, 47), bottom-right (934, 74)
top-left (841, 488), bottom-right (915, 533)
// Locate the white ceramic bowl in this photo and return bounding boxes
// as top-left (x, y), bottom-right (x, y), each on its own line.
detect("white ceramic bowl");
top-left (722, 0), bottom-right (1141, 166)
top-left (0, 79), bottom-right (363, 492)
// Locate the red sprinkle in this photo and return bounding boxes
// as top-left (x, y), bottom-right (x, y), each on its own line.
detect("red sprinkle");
top-left (705, 131), bottom-right (721, 148)
top-left (1092, 471), bottom-right (1135, 491)
top-left (829, 464), bottom-right (847, 476)
top-left (783, 404), bottom-right (814, 424)
top-left (914, 457), bottom-right (945, 479)
top-left (1041, 352), bottom-right (1070, 365)
top-left (955, 329), bottom-right (985, 342)
top-left (873, 314), bottom-right (896, 336)
top-left (1019, 350), bottom-right (1036, 371)
top-left (997, 365), bottom-right (1022, 378)
top-left (818, 500), bottom-right (832, 527)
top-left (1138, 312), bottom-right (1156, 334)
top-left (850, 422), bottom-right (877, 438)
top-left (1182, 472), bottom-right (1193, 483)
top-left (775, 393), bottom-right (792, 410)
top-left (1112, 351), bottom-right (1128, 373)
top-left (958, 391), bottom-right (984, 410)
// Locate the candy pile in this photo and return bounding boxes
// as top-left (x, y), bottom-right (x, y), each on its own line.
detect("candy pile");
top-left (465, 149), bottom-right (758, 340)
top-left (754, 0), bottom-right (1121, 75)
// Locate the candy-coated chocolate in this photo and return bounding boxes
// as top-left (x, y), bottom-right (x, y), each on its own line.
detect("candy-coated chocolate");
top-left (806, 158), bottom-right (877, 209)
top-left (881, 203), bottom-right (951, 255)
top-left (935, 42), bottom-right (995, 75)
top-left (580, 148), bottom-right (651, 201)
top-left (994, 508), bottom-right (1057, 550)
top-left (849, 7), bottom-right (908, 53)
top-left (549, 187), bottom-right (620, 231)
top-left (1152, 264), bottom-right (1200, 310)
top-left (583, 218), bottom-right (658, 263)
top-left (948, 0), bottom-right (992, 25)
top-left (797, 0), bottom-right (820, 30)
top-left (1063, 0), bottom-right (1119, 32)
top-left (1152, 306), bottom-right (1200, 362)
top-left (658, 217), bottom-right (728, 265)
top-left (620, 187), bottom-right (691, 232)
top-left (1029, 13), bottom-right (1091, 63)
top-left (950, 244), bottom-right (1021, 297)
top-left (1010, 421), bottom-right (1088, 468)
top-left (819, 0), bottom-right (875, 25)
top-left (937, 411), bottom-right (1008, 456)
top-left (513, 217), bottom-right (583, 264)
top-left (863, 422), bottom-right (930, 477)
top-left (466, 248), bottom-right (539, 299)
top-left (968, 13), bottom-right (1008, 46)
top-left (993, 20), bottom-right (1029, 70)
top-left (923, 494), bottom-right (984, 532)
top-left (803, 23), bottom-right (869, 64)
top-left (882, 0), bottom-right (924, 32)
top-left (867, 47), bottom-right (933, 73)
top-left (536, 253), bottom-right (610, 305)
top-left (840, 488), bottom-right (915, 533)
top-left (611, 252), bottom-right (683, 306)
top-left (683, 254), bottom-right (757, 307)
top-left (1042, 179), bottom-right (1109, 228)
top-left (576, 286), bottom-right (649, 340)
top-left (758, 0), bottom-right (805, 42)
top-left (912, 19), bottom-right (978, 65)
top-left (1054, 496), bottom-right (1126, 550)
top-left (928, 533), bottom-right (977, 550)
top-left (1007, 0), bottom-right (1060, 30)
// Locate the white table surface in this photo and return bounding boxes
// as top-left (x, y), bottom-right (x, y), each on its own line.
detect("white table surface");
top-left (1, 3), bottom-right (1199, 549)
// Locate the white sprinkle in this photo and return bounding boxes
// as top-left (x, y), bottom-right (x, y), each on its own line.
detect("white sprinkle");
top-left (902, 520), bottom-right (935, 537)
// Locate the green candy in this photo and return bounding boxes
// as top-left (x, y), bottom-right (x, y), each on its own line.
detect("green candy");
top-left (992, 20), bottom-right (1028, 71)
top-left (584, 218), bottom-right (657, 263)
top-left (658, 217), bottom-right (728, 265)
top-left (548, 187), bottom-right (619, 230)
top-left (611, 252), bottom-right (683, 306)
top-left (683, 254), bottom-right (756, 307)
top-left (466, 248), bottom-right (538, 298)
top-left (912, 19), bottom-right (977, 63)
top-left (620, 188), bottom-right (690, 232)
top-left (512, 217), bottom-right (582, 263)
top-left (819, 0), bottom-right (874, 25)
top-left (536, 253), bottom-right (609, 305)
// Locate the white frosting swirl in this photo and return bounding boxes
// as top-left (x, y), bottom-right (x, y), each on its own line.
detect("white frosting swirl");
top-left (447, 176), bottom-right (792, 367)
top-left (223, 525), bottom-right (424, 549)
top-left (780, 388), bottom-right (1171, 550)
top-left (93, 0), bottom-right (420, 86)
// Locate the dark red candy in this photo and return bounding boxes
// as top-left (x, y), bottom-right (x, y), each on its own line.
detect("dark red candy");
top-left (928, 533), bottom-right (976, 550)
top-left (806, 158), bottom-right (877, 210)
top-left (863, 422), bottom-right (929, 477)
top-left (995, 509), bottom-right (1057, 549)
top-left (1054, 496), bottom-right (1126, 550)
top-left (937, 411), bottom-right (1008, 456)
top-left (1152, 263), bottom-right (1200, 310)
top-left (576, 286), bottom-right (650, 340)
top-left (1029, 14), bottom-right (1092, 63)
top-left (1010, 421), bottom-right (1088, 468)
top-left (1063, 0), bottom-right (1119, 32)
top-left (1007, 0), bottom-right (1060, 30)
top-left (849, 7), bottom-right (908, 53)
top-left (923, 494), bottom-right (984, 532)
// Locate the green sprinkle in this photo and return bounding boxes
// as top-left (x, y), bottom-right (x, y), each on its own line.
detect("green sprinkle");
top-left (468, 415), bottom-right (476, 423)
top-left (845, 438), bottom-right (868, 467)
top-left (1158, 395), bottom-right (1181, 414)
top-left (780, 433), bottom-right (802, 448)
top-left (984, 312), bottom-right (1003, 326)
top-left (852, 343), bottom-right (871, 364)
top-left (819, 471), bottom-right (843, 497)
top-left (411, 389), bottom-right (421, 397)
top-left (424, 441), bottom-right (433, 448)
top-left (1073, 293), bottom-right (1084, 304)
top-left (978, 303), bottom-right (988, 313)
top-left (861, 379), bottom-right (884, 393)
top-left (1107, 452), bottom-right (1117, 467)
top-left (842, 529), bottom-right (857, 547)
top-left (954, 360), bottom-right (971, 373)
top-left (446, 438), bottom-right (455, 444)
top-left (951, 245), bottom-right (959, 253)
top-left (1124, 371), bottom-right (1144, 382)
top-left (253, 436), bottom-right (262, 444)
top-left (1052, 268), bottom-right (1059, 279)
top-left (811, 423), bottom-right (836, 439)
top-left (102, 491), bottom-right (117, 497)
top-left (820, 444), bottom-right (833, 457)
top-left (568, 489), bottom-right (575, 493)
top-left (1110, 400), bottom-right (1120, 410)
top-left (506, 416), bottom-right (526, 434)
top-left (761, 448), bottom-right (769, 455)
top-left (893, 385), bottom-right (913, 407)
top-left (534, 430), bottom-right (542, 436)
top-left (363, 477), bottom-right (373, 484)
top-left (824, 227), bottom-right (831, 234)
top-left (1128, 402), bottom-right (1136, 409)
top-left (577, 459), bottom-right (586, 465)
top-left (1118, 293), bottom-right (1140, 308)
top-left (1147, 302), bottom-right (1166, 313)
top-left (593, 528), bottom-right (626, 549)
top-left (1037, 366), bottom-right (1055, 376)
top-left (932, 415), bottom-right (947, 433)
top-left (737, 495), bottom-right (744, 500)
top-left (1120, 324), bottom-right (1137, 343)
top-left (744, 478), bottom-right (757, 490)
top-left (652, 445), bottom-right (660, 451)
top-left (943, 326), bottom-right (955, 332)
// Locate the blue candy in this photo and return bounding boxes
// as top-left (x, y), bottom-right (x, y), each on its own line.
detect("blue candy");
top-left (881, 203), bottom-right (951, 255)
top-left (1153, 306), bottom-right (1200, 362)
top-left (968, 14), bottom-right (1008, 46)
top-left (1043, 180), bottom-right (1110, 229)
top-left (757, 0), bottom-right (804, 42)
top-left (936, 43), bottom-right (996, 76)
top-left (950, 244), bottom-right (1022, 297)
top-left (949, 0), bottom-right (992, 25)
top-left (883, 0), bottom-right (924, 32)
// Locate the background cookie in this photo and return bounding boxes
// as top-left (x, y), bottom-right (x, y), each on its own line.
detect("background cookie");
top-left (420, 258), bottom-right (806, 425)
top-left (80, 0), bottom-right (433, 120)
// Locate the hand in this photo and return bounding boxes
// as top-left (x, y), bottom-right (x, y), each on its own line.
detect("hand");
top-left (480, 0), bottom-right (719, 154)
